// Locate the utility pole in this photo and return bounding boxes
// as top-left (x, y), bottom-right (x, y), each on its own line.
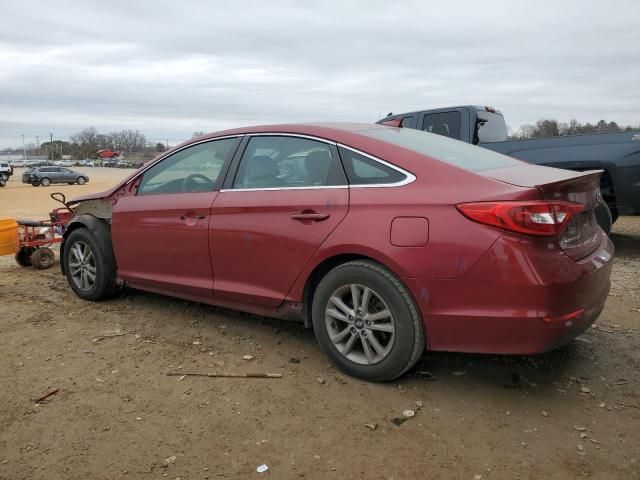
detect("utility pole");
top-left (166, 138), bottom-right (169, 150)
top-left (36, 136), bottom-right (40, 155)
top-left (49, 133), bottom-right (53, 165)
top-left (22, 134), bottom-right (26, 161)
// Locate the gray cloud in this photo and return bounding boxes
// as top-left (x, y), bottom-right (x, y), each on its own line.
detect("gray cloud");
top-left (1, 0), bottom-right (639, 148)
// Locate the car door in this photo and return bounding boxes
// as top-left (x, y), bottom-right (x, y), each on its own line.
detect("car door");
top-left (58, 168), bottom-right (72, 182)
top-left (211, 134), bottom-right (349, 307)
top-left (111, 137), bottom-right (240, 298)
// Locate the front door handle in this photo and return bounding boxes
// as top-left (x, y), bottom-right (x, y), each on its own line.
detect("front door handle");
top-left (290, 212), bottom-right (330, 222)
top-left (180, 214), bottom-right (207, 221)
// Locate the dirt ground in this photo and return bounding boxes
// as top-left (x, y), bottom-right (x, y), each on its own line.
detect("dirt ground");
top-left (0, 169), bottom-right (638, 479)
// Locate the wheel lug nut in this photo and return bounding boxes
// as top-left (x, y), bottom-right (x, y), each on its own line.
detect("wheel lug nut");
top-left (350, 327), bottom-right (357, 333)
top-left (362, 331), bottom-right (367, 336)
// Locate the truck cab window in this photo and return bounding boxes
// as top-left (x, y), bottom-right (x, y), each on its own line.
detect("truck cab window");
top-left (475, 112), bottom-right (508, 144)
top-left (422, 112), bottom-right (461, 139)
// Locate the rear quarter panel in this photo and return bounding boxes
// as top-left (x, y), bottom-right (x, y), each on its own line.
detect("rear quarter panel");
top-left (285, 151), bottom-right (540, 302)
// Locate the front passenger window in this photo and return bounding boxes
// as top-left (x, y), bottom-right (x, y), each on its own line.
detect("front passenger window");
top-left (138, 138), bottom-right (237, 196)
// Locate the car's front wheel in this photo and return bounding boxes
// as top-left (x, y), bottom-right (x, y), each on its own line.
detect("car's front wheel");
top-left (63, 226), bottom-right (117, 300)
top-left (40, 177), bottom-right (51, 186)
top-left (312, 260), bottom-right (424, 382)
top-left (77, 176), bottom-right (87, 185)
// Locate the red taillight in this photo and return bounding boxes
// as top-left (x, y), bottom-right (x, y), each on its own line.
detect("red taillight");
top-left (456, 201), bottom-right (585, 236)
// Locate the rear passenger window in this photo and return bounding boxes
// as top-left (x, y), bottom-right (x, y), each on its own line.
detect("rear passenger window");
top-left (422, 112), bottom-right (461, 139)
top-left (337, 147), bottom-right (407, 185)
top-left (232, 136), bottom-right (346, 189)
top-left (400, 116), bottom-right (414, 128)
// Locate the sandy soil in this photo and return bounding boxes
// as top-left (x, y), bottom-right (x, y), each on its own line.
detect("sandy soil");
top-left (0, 167), bottom-right (133, 219)
top-left (0, 170), bottom-right (638, 479)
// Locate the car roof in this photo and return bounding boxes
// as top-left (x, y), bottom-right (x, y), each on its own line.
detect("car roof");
top-left (182, 123), bottom-right (397, 155)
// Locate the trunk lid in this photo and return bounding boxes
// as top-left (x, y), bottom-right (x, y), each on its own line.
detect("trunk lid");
top-left (482, 165), bottom-right (603, 259)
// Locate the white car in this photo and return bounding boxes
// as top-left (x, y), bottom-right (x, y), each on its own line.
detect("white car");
top-left (60, 160), bottom-right (75, 167)
top-left (0, 161), bottom-right (13, 180)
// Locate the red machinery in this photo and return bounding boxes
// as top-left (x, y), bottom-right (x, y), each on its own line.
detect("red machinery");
top-left (15, 193), bottom-right (74, 269)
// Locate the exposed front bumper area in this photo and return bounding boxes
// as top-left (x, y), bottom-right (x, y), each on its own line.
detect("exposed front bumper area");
top-left (404, 230), bottom-right (614, 355)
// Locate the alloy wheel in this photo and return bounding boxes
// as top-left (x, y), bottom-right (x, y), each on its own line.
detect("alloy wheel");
top-left (324, 284), bottom-right (395, 365)
top-left (68, 241), bottom-right (97, 291)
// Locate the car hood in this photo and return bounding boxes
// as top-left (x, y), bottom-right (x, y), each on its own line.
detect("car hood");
top-left (67, 172), bottom-right (136, 205)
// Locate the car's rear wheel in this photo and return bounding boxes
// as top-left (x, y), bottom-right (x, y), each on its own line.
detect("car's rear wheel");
top-left (63, 227), bottom-right (117, 300)
top-left (77, 176), bottom-right (86, 185)
top-left (311, 260), bottom-right (424, 382)
top-left (31, 183), bottom-right (40, 187)
top-left (40, 177), bottom-right (51, 187)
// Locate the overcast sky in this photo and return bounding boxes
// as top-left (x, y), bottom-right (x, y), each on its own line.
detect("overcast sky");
top-left (1, 0), bottom-right (639, 149)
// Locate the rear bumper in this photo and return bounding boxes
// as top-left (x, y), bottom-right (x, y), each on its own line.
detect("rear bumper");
top-left (404, 231), bottom-right (614, 354)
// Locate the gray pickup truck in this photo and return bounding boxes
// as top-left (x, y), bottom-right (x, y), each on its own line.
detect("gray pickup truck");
top-left (378, 106), bottom-right (640, 231)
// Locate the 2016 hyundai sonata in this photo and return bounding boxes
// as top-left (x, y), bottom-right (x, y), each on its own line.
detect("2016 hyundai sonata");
top-left (58, 123), bottom-right (613, 381)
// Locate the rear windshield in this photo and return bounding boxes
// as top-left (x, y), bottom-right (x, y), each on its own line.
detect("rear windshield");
top-left (360, 127), bottom-right (523, 172)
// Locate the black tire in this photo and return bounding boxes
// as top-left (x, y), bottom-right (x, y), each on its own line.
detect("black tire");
top-left (30, 247), bottom-right (55, 270)
top-left (63, 226), bottom-right (118, 300)
top-left (15, 248), bottom-right (34, 267)
top-left (0, 179), bottom-right (5, 188)
top-left (594, 203), bottom-right (613, 235)
top-left (68, 182), bottom-right (74, 185)
top-left (31, 183), bottom-right (40, 187)
top-left (77, 176), bottom-right (87, 185)
top-left (40, 177), bottom-right (51, 187)
top-left (311, 260), bottom-right (424, 382)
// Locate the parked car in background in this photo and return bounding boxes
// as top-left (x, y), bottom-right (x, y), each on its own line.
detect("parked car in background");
top-left (25, 160), bottom-right (48, 168)
top-left (0, 161), bottom-right (13, 180)
top-left (378, 106), bottom-right (640, 233)
top-left (116, 160), bottom-right (134, 168)
top-left (60, 160), bottom-right (75, 167)
top-left (59, 123), bottom-right (612, 382)
top-left (10, 160), bottom-right (26, 168)
top-left (96, 149), bottom-right (121, 159)
top-left (80, 159), bottom-right (95, 167)
top-left (22, 166), bottom-right (89, 186)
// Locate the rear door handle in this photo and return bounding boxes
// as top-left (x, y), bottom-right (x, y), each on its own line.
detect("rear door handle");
top-left (180, 214), bottom-right (207, 220)
top-left (290, 212), bottom-right (330, 222)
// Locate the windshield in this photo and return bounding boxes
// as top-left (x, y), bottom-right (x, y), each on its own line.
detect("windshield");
top-left (360, 127), bottom-right (523, 172)
top-left (475, 111), bottom-right (508, 143)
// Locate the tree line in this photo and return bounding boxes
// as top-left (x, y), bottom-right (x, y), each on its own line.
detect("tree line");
top-left (511, 119), bottom-right (639, 139)
top-left (69, 127), bottom-right (150, 159)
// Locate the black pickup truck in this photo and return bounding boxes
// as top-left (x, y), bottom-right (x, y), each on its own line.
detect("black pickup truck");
top-left (378, 106), bottom-right (640, 231)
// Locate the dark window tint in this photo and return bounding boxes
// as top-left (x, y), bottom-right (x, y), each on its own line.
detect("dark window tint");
top-left (422, 112), bottom-right (461, 139)
top-left (138, 138), bottom-right (237, 195)
top-left (338, 146), bottom-right (407, 185)
top-left (233, 136), bottom-right (345, 189)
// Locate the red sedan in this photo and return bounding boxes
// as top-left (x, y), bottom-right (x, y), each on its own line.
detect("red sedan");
top-left (60, 123), bottom-right (613, 381)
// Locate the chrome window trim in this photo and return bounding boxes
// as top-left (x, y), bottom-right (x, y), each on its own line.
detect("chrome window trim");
top-left (221, 185), bottom-right (347, 193)
top-left (336, 144), bottom-right (416, 188)
top-left (246, 132), bottom-right (337, 145)
top-left (125, 134), bottom-right (243, 186)
top-left (221, 133), bottom-right (416, 192)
